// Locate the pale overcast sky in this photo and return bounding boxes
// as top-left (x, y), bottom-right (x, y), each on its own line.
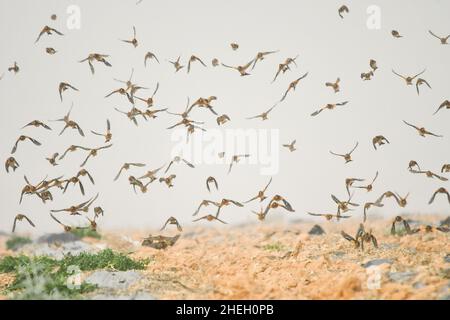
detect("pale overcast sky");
top-left (0, 0), bottom-right (449, 234)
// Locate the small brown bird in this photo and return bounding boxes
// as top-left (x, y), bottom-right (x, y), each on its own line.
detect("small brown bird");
top-left (369, 59), bottom-right (378, 72)
top-left (159, 174), bottom-right (177, 188)
top-left (79, 53), bottom-right (112, 74)
top-left (429, 187), bottom-right (450, 204)
top-left (120, 26), bottom-right (138, 47)
top-left (251, 50), bottom-right (279, 70)
top-left (222, 59), bottom-right (254, 76)
top-left (244, 177), bottom-right (272, 203)
top-left (434, 100), bottom-right (450, 115)
top-left (403, 120), bottom-right (442, 138)
top-left (391, 30), bottom-right (403, 38)
top-left (332, 193), bottom-right (359, 216)
top-left (311, 101), bottom-right (349, 117)
top-left (372, 135), bottom-right (390, 150)
top-left (412, 169), bottom-right (448, 181)
top-left (59, 145), bottom-right (88, 160)
top-left (8, 62), bottom-right (19, 74)
top-left (230, 43), bottom-right (239, 50)
top-left (308, 212), bottom-right (351, 221)
top-left (282, 140), bottom-right (296, 152)
top-left (11, 135), bottom-right (41, 154)
top-left (52, 105), bottom-right (84, 137)
top-left (428, 30), bottom-right (449, 44)
top-left (169, 56), bottom-right (184, 72)
top-left (144, 51), bottom-right (159, 66)
top-left (363, 200), bottom-right (384, 222)
top-left (80, 144), bottom-right (113, 167)
top-left (165, 156), bottom-right (194, 173)
top-left (280, 72), bottom-right (309, 101)
top-left (330, 142), bottom-right (358, 163)
top-left (392, 69), bottom-right (426, 85)
top-left (160, 216), bottom-right (183, 232)
top-left (360, 71), bottom-right (374, 81)
top-left (416, 78), bottom-right (431, 95)
top-left (135, 82), bottom-right (160, 108)
top-left (206, 176), bottom-right (219, 192)
top-left (216, 114), bottom-right (231, 126)
top-left (193, 214), bottom-right (227, 224)
top-left (91, 119), bottom-right (112, 143)
top-left (441, 164), bottom-right (450, 173)
top-left (391, 216), bottom-right (416, 236)
top-left (22, 120), bottom-right (52, 130)
top-left (247, 103), bottom-right (277, 121)
top-left (228, 154), bottom-right (250, 174)
top-left (215, 198), bottom-right (244, 217)
top-left (187, 55), bottom-right (207, 73)
top-left (345, 177), bottom-right (365, 196)
top-left (338, 5), bottom-right (349, 19)
top-left (141, 234), bottom-right (181, 249)
top-left (51, 196), bottom-right (96, 216)
top-left (325, 78), bottom-right (341, 93)
top-left (193, 200), bottom-right (220, 216)
top-left (12, 214), bottom-right (35, 233)
top-left (212, 58), bottom-right (220, 67)
top-left (408, 160), bottom-right (421, 172)
top-left (46, 47), bottom-right (57, 55)
top-left (138, 164), bottom-right (165, 182)
top-left (58, 82), bottom-right (79, 102)
top-left (46, 153), bottom-right (59, 166)
top-left (50, 14), bottom-right (57, 20)
top-left (50, 213), bottom-right (85, 233)
top-left (114, 163), bottom-right (145, 181)
top-left (5, 157), bottom-right (20, 173)
top-left (35, 25), bottom-right (63, 43)
top-left (355, 171), bottom-right (379, 192)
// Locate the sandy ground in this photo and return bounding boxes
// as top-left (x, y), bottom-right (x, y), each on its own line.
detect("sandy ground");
top-left (0, 214), bottom-right (449, 300)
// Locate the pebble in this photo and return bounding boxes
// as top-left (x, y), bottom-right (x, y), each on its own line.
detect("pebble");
top-left (362, 259), bottom-right (393, 268)
top-left (388, 271), bottom-right (417, 283)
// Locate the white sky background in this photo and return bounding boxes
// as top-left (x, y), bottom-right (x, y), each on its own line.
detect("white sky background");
top-left (0, 0), bottom-right (449, 234)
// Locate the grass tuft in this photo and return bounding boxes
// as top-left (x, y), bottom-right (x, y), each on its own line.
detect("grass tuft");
top-left (6, 236), bottom-right (32, 251)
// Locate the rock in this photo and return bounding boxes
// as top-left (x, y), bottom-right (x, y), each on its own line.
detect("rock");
top-left (445, 254), bottom-right (450, 263)
top-left (362, 259), bottom-right (393, 268)
top-left (37, 233), bottom-right (81, 244)
top-left (90, 291), bottom-right (155, 300)
top-left (413, 282), bottom-right (426, 289)
top-left (19, 241), bottom-right (94, 260)
top-left (85, 270), bottom-right (142, 290)
top-left (380, 243), bottom-right (399, 250)
top-left (440, 216), bottom-right (450, 227)
top-left (308, 225), bottom-right (325, 235)
top-left (388, 271), bottom-right (417, 283)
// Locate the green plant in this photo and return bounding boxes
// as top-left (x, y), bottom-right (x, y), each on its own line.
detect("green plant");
top-left (70, 228), bottom-right (102, 239)
top-left (6, 236), bottom-right (32, 251)
top-left (262, 242), bottom-right (286, 252)
top-left (0, 249), bottom-right (149, 299)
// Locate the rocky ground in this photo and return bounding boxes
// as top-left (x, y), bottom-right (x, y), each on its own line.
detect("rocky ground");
top-left (0, 214), bottom-right (449, 300)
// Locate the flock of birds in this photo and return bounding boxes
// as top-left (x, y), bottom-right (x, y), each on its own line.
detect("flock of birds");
top-left (2, 4), bottom-right (450, 250)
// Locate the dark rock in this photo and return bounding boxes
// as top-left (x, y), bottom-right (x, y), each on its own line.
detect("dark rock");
top-left (308, 225), bottom-right (325, 235)
top-left (388, 271), bottom-right (417, 283)
top-left (37, 232), bottom-right (81, 244)
top-left (362, 259), bottom-right (393, 268)
top-left (445, 254), bottom-right (450, 263)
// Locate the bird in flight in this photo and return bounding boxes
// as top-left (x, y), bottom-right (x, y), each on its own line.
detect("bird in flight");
top-left (392, 69), bottom-right (426, 85)
top-left (403, 120), bottom-right (443, 138)
top-left (12, 214), bottom-right (35, 233)
top-left (283, 140), bottom-right (296, 152)
top-left (222, 59), bottom-right (254, 76)
top-left (120, 26), bottom-right (138, 47)
top-left (58, 82), bottom-right (79, 102)
top-left (247, 103), bottom-right (277, 121)
top-left (311, 101), bottom-right (349, 117)
top-left (35, 25), bottom-right (63, 43)
top-left (330, 142), bottom-right (359, 163)
top-left (280, 72), bottom-right (309, 101)
top-left (428, 30), bottom-right (449, 44)
top-left (91, 119), bottom-right (112, 143)
top-left (325, 78), bottom-right (341, 93)
top-left (338, 5), bottom-right (349, 19)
